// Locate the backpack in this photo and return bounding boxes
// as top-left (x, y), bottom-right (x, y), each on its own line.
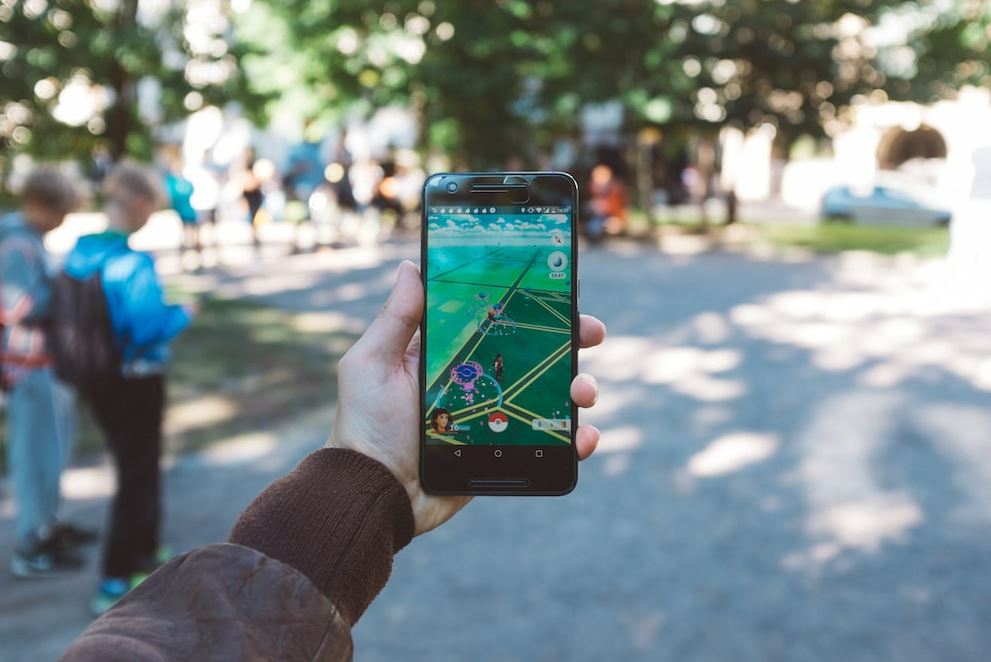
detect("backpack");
top-left (50, 270), bottom-right (121, 389)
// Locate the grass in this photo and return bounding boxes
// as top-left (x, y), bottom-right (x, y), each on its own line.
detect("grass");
top-left (628, 208), bottom-right (950, 257)
top-left (753, 222), bottom-right (950, 256)
top-left (0, 297), bottom-right (357, 473)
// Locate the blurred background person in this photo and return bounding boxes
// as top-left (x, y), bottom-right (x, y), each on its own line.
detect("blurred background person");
top-left (311, 130), bottom-right (361, 247)
top-left (369, 155), bottom-right (404, 240)
top-left (1, 168), bottom-right (95, 578)
top-left (63, 164), bottom-right (194, 614)
top-left (184, 149), bottom-right (224, 263)
top-left (284, 121), bottom-right (327, 205)
top-left (345, 157), bottom-right (383, 245)
top-left (88, 145), bottom-right (113, 193)
top-left (240, 149), bottom-right (268, 250)
top-left (162, 148), bottom-right (201, 268)
top-left (948, 145), bottom-right (991, 277)
top-left (331, 130), bottom-right (358, 216)
top-left (385, 150), bottom-right (427, 233)
top-left (283, 120), bottom-right (326, 251)
top-left (586, 163), bottom-right (628, 240)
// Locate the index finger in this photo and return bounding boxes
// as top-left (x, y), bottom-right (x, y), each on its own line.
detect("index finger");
top-left (579, 314), bottom-right (606, 349)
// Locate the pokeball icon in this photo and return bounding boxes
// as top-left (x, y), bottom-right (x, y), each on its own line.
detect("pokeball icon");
top-left (488, 412), bottom-right (509, 433)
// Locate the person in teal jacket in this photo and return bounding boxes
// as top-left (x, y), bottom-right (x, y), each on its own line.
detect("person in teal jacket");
top-left (163, 153), bottom-right (201, 264)
top-left (63, 163), bottom-right (194, 614)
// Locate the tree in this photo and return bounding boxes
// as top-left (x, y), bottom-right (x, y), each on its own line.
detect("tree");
top-left (241, 0), bottom-right (539, 167)
top-left (0, 0), bottom-right (264, 180)
top-left (241, 0), bottom-right (986, 213)
top-left (878, 0), bottom-right (991, 101)
top-left (627, 0), bottom-right (985, 223)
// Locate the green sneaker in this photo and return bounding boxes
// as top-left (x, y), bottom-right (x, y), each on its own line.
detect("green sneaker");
top-left (129, 546), bottom-right (174, 588)
top-left (153, 545), bottom-right (173, 565)
top-left (92, 547), bottom-right (175, 614)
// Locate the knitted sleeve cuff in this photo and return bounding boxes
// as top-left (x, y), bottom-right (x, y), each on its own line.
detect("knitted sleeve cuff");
top-left (229, 448), bottom-right (415, 624)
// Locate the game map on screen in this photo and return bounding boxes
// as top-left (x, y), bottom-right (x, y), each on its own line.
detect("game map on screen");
top-left (424, 205), bottom-right (573, 447)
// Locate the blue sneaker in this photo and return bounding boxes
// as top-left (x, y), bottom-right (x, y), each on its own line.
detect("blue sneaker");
top-left (91, 577), bottom-right (131, 616)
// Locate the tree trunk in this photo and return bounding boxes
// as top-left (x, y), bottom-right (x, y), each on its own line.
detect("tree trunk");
top-left (107, 0), bottom-right (140, 160)
top-left (696, 134), bottom-right (716, 232)
top-left (107, 64), bottom-right (132, 161)
top-left (636, 142), bottom-right (654, 235)
top-left (724, 188), bottom-right (738, 225)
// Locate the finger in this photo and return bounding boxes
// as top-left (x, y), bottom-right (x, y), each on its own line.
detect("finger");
top-left (570, 373), bottom-right (598, 408)
top-left (576, 424), bottom-right (600, 460)
top-left (579, 314), bottom-right (606, 349)
top-left (404, 329), bottom-right (421, 364)
top-left (354, 261), bottom-right (423, 364)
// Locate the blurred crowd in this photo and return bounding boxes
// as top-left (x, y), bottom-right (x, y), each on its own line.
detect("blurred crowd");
top-left (151, 129), bottom-right (428, 263)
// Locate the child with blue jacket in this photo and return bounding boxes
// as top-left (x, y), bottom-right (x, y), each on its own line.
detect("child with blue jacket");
top-left (64, 163), bottom-right (193, 614)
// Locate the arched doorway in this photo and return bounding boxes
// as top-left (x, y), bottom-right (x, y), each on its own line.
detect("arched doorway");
top-left (876, 124), bottom-right (948, 170)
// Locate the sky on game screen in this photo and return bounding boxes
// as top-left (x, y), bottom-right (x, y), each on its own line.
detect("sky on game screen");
top-left (424, 208), bottom-right (573, 447)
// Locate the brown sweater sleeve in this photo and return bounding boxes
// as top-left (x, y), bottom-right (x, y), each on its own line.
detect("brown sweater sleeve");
top-left (229, 448), bottom-right (415, 625)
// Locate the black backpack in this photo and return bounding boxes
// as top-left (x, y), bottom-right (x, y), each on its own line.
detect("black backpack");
top-left (50, 270), bottom-right (121, 389)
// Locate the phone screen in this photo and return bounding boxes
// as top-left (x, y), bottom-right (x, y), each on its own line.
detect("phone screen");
top-left (423, 204), bottom-right (574, 449)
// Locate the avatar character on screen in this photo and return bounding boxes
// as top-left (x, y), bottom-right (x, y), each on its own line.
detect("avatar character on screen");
top-left (493, 353), bottom-right (504, 382)
top-left (431, 408), bottom-right (454, 434)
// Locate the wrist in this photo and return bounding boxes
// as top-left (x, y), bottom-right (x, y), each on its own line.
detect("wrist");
top-left (229, 448), bottom-right (414, 624)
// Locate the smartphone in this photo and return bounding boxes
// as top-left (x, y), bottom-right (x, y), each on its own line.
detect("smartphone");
top-left (420, 172), bottom-right (579, 495)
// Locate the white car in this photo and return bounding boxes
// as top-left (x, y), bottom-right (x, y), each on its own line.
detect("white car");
top-left (821, 185), bottom-right (952, 227)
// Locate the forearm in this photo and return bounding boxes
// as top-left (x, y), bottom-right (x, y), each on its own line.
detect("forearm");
top-left (61, 544), bottom-right (350, 661)
top-left (229, 448), bottom-right (415, 624)
top-left (62, 449), bottom-right (415, 661)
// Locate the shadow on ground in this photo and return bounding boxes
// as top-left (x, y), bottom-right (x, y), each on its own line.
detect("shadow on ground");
top-left (1, 240), bottom-right (989, 661)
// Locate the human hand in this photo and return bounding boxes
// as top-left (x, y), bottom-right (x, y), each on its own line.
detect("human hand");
top-left (328, 261), bottom-right (606, 536)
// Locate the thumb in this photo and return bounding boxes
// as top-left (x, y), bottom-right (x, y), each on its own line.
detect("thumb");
top-left (354, 260), bottom-right (423, 364)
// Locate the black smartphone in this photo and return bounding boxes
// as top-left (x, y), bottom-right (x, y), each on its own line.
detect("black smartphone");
top-left (419, 172), bottom-right (579, 495)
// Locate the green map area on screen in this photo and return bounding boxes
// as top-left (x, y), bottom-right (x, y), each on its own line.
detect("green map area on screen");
top-left (424, 209), bottom-right (573, 446)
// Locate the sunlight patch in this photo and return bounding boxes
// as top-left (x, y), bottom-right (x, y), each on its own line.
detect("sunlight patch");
top-left (687, 432), bottom-right (779, 478)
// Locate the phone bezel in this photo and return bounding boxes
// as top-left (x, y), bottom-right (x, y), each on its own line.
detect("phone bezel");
top-left (419, 172), bottom-right (579, 496)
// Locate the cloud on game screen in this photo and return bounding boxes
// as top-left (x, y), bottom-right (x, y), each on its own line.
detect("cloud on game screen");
top-left (429, 213), bottom-right (569, 242)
